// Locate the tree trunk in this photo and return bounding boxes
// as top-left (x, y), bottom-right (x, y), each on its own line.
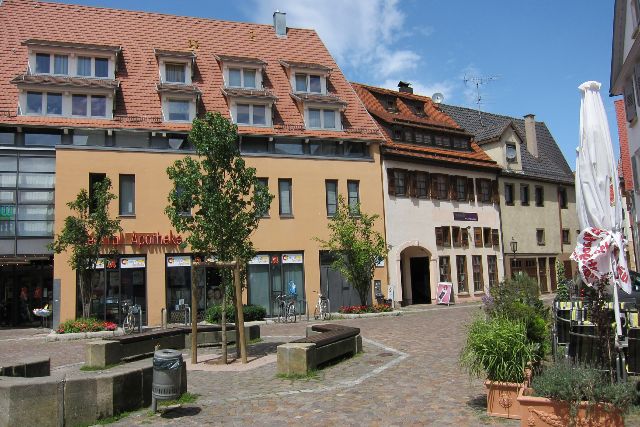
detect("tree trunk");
top-left (190, 263), bottom-right (198, 364)
top-left (221, 280), bottom-right (228, 365)
top-left (356, 280), bottom-right (371, 306)
top-left (234, 259), bottom-right (247, 363)
top-left (79, 272), bottom-right (89, 318)
top-left (232, 284), bottom-right (240, 359)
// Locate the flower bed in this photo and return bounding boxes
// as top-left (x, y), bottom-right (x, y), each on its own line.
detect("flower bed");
top-left (338, 304), bottom-right (392, 314)
top-left (56, 317), bottom-right (117, 334)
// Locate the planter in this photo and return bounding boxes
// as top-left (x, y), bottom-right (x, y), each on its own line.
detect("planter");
top-left (485, 380), bottom-right (525, 419)
top-left (517, 387), bottom-right (625, 427)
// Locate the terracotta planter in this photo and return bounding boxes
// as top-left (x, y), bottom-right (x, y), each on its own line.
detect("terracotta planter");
top-left (517, 387), bottom-right (625, 427)
top-left (485, 380), bottom-right (524, 419)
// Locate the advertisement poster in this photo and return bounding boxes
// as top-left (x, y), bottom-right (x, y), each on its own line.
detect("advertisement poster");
top-left (94, 258), bottom-right (105, 270)
top-left (120, 257), bottom-right (146, 269)
top-left (436, 282), bottom-right (453, 305)
top-left (282, 253), bottom-right (303, 264)
top-left (248, 254), bottom-right (269, 265)
top-left (167, 255), bottom-right (191, 267)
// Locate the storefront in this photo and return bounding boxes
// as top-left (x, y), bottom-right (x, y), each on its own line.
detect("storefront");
top-left (247, 252), bottom-right (305, 316)
top-left (0, 258), bottom-right (53, 327)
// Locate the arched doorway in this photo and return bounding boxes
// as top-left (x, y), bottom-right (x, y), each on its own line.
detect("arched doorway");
top-left (400, 246), bottom-right (431, 305)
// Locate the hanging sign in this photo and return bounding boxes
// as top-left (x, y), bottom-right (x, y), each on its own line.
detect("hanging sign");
top-left (436, 282), bottom-right (453, 306)
top-left (282, 253), bottom-right (303, 264)
top-left (453, 212), bottom-right (478, 221)
top-left (94, 258), bottom-right (106, 270)
top-left (120, 257), bottom-right (146, 269)
top-left (167, 255), bottom-right (191, 267)
top-left (89, 231), bottom-right (183, 247)
top-left (249, 254), bottom-right (269, 265)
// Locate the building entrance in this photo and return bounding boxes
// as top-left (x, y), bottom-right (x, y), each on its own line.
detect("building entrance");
top-left (0, 259), bottom-right (53, 327)
top-left (410, 257), bottom-right (430, 304)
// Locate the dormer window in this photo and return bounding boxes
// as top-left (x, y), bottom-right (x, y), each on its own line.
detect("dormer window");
top-left (216, 55), bottom-right (266, 91)
top-left (235, 104), bottom-right (266, 126)
top-left (506, 143), bottom-right (517, 162)
top-left (295, 73), bottom-right (322, 93)
top-left (228, 68), bottom-right (257, 89)
top-left (165, 63), bottom-right (186, 83)
top-left (307, 108), bottom-right (337, 129)
top-left (75, 57), bottom-right (109, 78)
top-left (155, 49), bottom-right (196, 85)
top-left (168, 99), bottom-right (190, 121)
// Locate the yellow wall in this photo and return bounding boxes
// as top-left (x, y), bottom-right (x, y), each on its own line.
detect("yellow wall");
top-left (54, 144), bottom-right (387, 325)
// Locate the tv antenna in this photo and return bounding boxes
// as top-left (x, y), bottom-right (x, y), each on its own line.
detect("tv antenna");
top-left (464, 74), bottom-right (500, 126)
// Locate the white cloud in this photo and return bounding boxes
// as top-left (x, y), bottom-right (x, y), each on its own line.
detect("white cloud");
top-left (379, 79), bottom-right (456, 101)
top-left (244, 0), bottom-right (421, 78)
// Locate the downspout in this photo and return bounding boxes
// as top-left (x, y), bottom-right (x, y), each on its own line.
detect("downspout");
top-left (497, 170), bottom-right (506, 280)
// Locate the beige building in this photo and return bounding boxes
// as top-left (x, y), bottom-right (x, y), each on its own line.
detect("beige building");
top-left (0, 1), bottom-right (387, 327)
top-left (441, 105), bottom-right (578, 291)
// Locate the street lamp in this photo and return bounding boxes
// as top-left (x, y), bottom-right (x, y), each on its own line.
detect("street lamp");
top-left (510, 237), bottom-right (518, 276)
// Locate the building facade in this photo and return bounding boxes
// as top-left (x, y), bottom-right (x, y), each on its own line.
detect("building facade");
top-left (0, 0), bottom-right (387, 326)
top-left (352, 83), bottom-right (504, 305)
top-left (441, 105), bottom-right (578, 292)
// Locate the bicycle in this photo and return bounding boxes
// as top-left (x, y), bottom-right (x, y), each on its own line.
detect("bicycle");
top-left (286, 295), bottom-right (297, 323)
top-left (274, 293), bottom-right (297, 323)
top-left (313, 290), bottom-right (331, 320)
top-left (274, 293), bottom-right (287, 323)
top-left (122, 301), bottom-right (136, 334)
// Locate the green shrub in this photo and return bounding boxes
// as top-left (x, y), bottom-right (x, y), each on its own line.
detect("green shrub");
top-left (532, 360), bottom-right (637, 415)
top-left (460, 316), bottom-right (538, 383)
top-left (554, 260), bottom-right (571, 303)
top-left (204, 304), bottom-right (266, 324)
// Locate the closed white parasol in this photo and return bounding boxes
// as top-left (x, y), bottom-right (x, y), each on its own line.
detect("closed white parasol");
top-left (571, 81), bottom-right (631, 342)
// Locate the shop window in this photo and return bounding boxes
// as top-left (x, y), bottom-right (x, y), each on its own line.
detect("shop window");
top-left (119, 174), bottom-right (135, 216)
top-left (247, 253), bottom-right (305, 317)
top-left (166, 255), bottom-right (222, 322)
top-left (325, 180), bottom-right (337, 217)
top-left (472, 255), bottom-right (484, 292)
top-left (348, 180), bottom-right (360, 214)
top-left (439, 256), bottom-right (451, 282)
top-left (457, 255), bottom-right (468, 293)
top-left (505, 183), bottom-right (514, 205)
top-left (278, 178), bottom-right (292, 216)
top-left (487, 255), bottom-right (498, 287)
top-left (535, 186), bottom-right (544, 207)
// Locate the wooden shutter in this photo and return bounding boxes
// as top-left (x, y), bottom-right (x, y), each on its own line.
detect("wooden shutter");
top-left (435, 227), bottom-right (443, 246)
top-left (408, 171), bottom-right (417, 198)
top-left (387, 169), bottom-right (396, 196)
top-left (449, 175), bottom-right (457, 200)
top-left (462, 228), bottom-right (469, 247)
top-left (491, 229), bottom-right (499, 246)
top-left (474, 227), bottom-right (482, 247)
top-left (467, 178), bottom-right (475, 202)
top-left (492, 180), bottom-right (499, 204)
top-left (625, 80), bottom-right (637, 123)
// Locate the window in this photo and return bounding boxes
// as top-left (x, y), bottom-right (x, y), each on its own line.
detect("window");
top-left (26, 92), bottom-right (43, 114)
top-left (228, 68), bottom-right (257, 88)
top-left (487, 255), bottom-right (498, 287)
top-left (536, 229), bottom-right (545, 246)
top-left (95, 58), bottom-right (109, 78)
top-left (520, 184), bottom-right (530, 205)
top-left (457, 255), bottom-right (468, 293)
top-left (439, 256), bottom-right (451, 282)
top-left (395, 170), bottom-right (406, 196)
top-left (474, 227), bottom-right (483, 247)
top-left (491, 229), bottom-right (500, 246)
top-left (24, 132), bottom-right (61, 146)
top-left (506, 143), bottom-right (517, 162)
top-left (119, 175), bottom-right (135, 215)
top-left (416, 172), bottom-right (428, 198)
top-left (54, 55), bottom-right (68, 75)
top-left (307, 108), bottom-right (338, 129)
top-left (558, 187), bottom-right (568, 209)
top-left (174, 185), bottom-right (192, 216)
top-left (72, 94), bottom-right (87, 116)
top-left (35, 53), bottom-right (50, 73)
top-left (242, 137), bottom-right (269, 153)
top-left (434, 174), bottom-right (448, 200)
top-left (434, 135), bottom-right (450, 147)
top-left (168, 100), bottom-right (190, 121)
top-left (483, 227), bottom-right (492, 247)
top-left (348, 180), bottom-right (360, 214)
top-left (77, 56), bottom-right (91, 76)
top-left (462, 228), bottom-right (469, 247)
top-left (89, 173), bottom-right (106, 214)
top-left (295, 73), bottom-right (321, 93)
top-left (479, 180), bottom-right (491, 203)
top-left (325, 180), bottom-right (337, 217)
top-left (91, 95), bottom-right (106, 117)
top-left (274, 140), bottom-right (304, 155)
top-left (442, 226), bottom-right (451, 247)
top-left (505, 183), bottom-right (514, 205)
top-left (535, 186), bottom-right (544, 207)
top-left (0, 132), bottom-right (14, 145)
top-left (456, 176), bottom-right (467, 201)
top-left (166, 63), bottom-right (186, 83)
top-left (472, 256), bottom-right (484, 292)
top-left (47, 93), bottom-right (62, 115)
top-left (235, 104), bottom-right (267, 126)
top-left (452, 226), bottom-right (461, 247)
top-left (562, 229), bottom-right (570, 245)
top-left (453, 138), bottom-right (468, 150)
top-left (256, 178), bottom-right (269, 217)
top-left (278, 179), bottom-right (292, 216)
top-left (345, 141), bottom-right (366, 157)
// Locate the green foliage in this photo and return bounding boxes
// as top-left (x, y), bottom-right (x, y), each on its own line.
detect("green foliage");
top-left (49, 178), bottom-right (121, 318)
top-left (316, 196), bottom-right (387, 305)
top-left (554, 260), bottom-right (571, 302)
top-left (204, 304), bottom-right (266, 323)
top-left (460, 316), bottom-right (538, 383)
top-left (56, 317), bottom-right (117, 334)
top-left (532, 359), bottom-right (637, 415)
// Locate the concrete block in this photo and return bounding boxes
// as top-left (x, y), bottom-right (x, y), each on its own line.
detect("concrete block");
top-left (315, 338), bottom-right (357, 366)
top-left (247, 325), bottom-right (261, 341)
top-left (64, 376), bottom-right (98, 426)
top-left (24, 357), bottom-right (50, 377)
top-left (0, 374), bottom-right (64, 427)
top-left (180, 362), bottom-right (188, 395)
top-left (86, 340), bottom-right (121, 368)
top-left (95, 373), bottom-right (115, 420)
top-left (277, 343), bottom-right (316, 376)
top-left (141, 365), bottom-right (153, 407)
top-left (305, 325), bottom-right (322, 337)
top-left (111, 368), bottom-right (144, 413)
top-left (355, 335), bottom-right (363, 354)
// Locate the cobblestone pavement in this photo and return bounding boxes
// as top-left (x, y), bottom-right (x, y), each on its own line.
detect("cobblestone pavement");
top-left (116, 303), bottom-right (518, 426)
top-left (0, 327), bottom-right (86, 369)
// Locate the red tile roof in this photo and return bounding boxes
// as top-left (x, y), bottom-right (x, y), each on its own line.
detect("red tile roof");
top-left (615, 99), bottom-right (634, 192)
top-left (351, 82), bottom-right (498, 170)
top-left (0, 0), bottom-right (383, 141)
top-left (11, 74), bottom-right (120, 90)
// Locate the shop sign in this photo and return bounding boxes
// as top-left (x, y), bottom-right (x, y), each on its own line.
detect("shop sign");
top-left (248, 254), bottom-right (269, 265)
top-left (453, 212), bottom-right (478, 221)
top-left (94, 258), bottom-right (106, 270)
top-left (89, 231), bottom-right (183, 247)
top-left (167, 255), bottom-right (191, 267)
top-left (120, 257), bottom-right (146, 269)
top-left (282, 254), bottom-right (303, 264)
top-left (0, 205), bottom-right (14, 220)
top-left (375, 256), bottom-right (385, 267)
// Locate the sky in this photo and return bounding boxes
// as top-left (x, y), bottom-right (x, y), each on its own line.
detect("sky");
top-left (57, 0), bottom-right (618, 168)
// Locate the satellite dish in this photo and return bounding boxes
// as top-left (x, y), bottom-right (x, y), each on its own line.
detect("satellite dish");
top-left (432, 93), bottom-right (444, 104)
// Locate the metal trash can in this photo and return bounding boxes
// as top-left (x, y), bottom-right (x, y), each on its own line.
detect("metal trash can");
top-left (151, 349), bottom-right (183, 412)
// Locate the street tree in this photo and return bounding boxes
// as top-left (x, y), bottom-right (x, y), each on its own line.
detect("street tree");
top-left (316, 196), bottom-right (387, 306)
top-left (49, 177), bottom-right (122, 318)
top-left (165, 112), bottom-right (272, 364)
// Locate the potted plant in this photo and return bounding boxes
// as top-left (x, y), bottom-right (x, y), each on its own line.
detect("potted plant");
top-left (460, 316), bottom-right (539, 419)
top-left (518, 360), bottom-right (635, 426)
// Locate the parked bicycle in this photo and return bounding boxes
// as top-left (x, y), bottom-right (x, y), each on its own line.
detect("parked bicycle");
top-left (274, 293), bottom-right (297, 323)
top-left (313, 290), bottom-right (331, 320)
top-left (122, 300), bottom-right (137, 334)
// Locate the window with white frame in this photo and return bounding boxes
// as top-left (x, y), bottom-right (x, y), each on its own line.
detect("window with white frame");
top-left (24, 91), bottom-right (106, 117)
top-left (71, 94), bottom-right (107, 117)
top-left (76, 56), bottom-right (109, 78)
top-left (227, 68), bottom-right (257, 89)
top-left (32, 53), bottom-right (110, 78)
top-left (234, 103), bottom-right (268, 126)
top-left (165, 63), bottom-right (186, 83)
top-left (295, 73), bottom-right (322, 93)
top-left (167, 99), bottom-right (190, 121)
top-left (307, 108), bottom-right (338, 129)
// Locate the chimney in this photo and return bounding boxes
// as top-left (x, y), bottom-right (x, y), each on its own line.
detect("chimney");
top-left (398, 81), bottom-right (413, 94)
top-left (273, 10), bottom-right (286, 37)
top-left (524, 114), bottom-right (538, 158)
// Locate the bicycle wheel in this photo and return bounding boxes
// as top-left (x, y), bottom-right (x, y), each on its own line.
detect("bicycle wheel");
top-left (321, 299), bottom-right (331, 320)
top-left (123, 313), bottom-right (135, 334)
top-left (287, 304), bottom-right (297, 323)
top-left (314, 304), bottom-right (320, 320)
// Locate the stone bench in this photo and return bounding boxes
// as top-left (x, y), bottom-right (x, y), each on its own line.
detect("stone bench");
top-left (277, 323), bottom-right (362, 376)
top-left (0, 356), bottom-right (50, 378)
top-left (85, 324), bottom-right (260, 368)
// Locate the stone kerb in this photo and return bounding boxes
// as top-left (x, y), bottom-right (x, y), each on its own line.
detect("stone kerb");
top-left (0, 356), bottom-right (50, 377)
